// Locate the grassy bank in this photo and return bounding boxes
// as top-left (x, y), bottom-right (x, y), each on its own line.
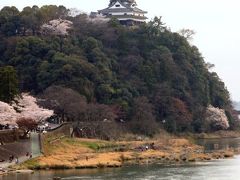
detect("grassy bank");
top-left (16, 135), bottom-right (234, 170)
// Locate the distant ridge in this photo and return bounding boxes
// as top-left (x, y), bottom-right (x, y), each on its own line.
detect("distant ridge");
top-left (233, 101), bottom-right (240, 110)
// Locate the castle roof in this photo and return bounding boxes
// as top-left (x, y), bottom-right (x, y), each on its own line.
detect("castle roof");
top-left (109, 0), bottom-right (137, 6)
top-left (98, 0), bottom-right (148, 24)
top-left (99, 0), bottom-right (147, 14)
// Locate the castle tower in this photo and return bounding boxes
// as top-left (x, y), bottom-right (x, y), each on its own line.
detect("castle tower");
top-left (98, 0), bottom-right (147, 25)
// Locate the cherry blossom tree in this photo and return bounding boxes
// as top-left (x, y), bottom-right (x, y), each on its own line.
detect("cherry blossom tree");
top-left (14, 93), bottom-right (54, 122)
top-left (16, 117), bottom-right (38, 137)
top-left (41, 19), bottom-right (73, 35)
top-left (0, 93), bottom-right (54, 125)
top-left (205, 105), bottom-right (230, 131)
top-left (0, 101), bottom-right (18, 125)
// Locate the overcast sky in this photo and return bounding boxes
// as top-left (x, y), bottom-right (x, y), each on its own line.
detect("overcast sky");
top-left (1, 0), bottom-right (239, 100)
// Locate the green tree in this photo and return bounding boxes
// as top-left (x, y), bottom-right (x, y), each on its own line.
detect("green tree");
top-left (0, 6), bottom-right (236, 133)
top-left (20, 6), bottom-right (41, 35)
top-left (0, 66), bottom-right (19, 103)
top-left (0, 6), bottom-right (20, 36)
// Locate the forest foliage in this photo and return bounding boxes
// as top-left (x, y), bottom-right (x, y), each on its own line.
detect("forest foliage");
top-left (0, 5), bottom-right (238, 136)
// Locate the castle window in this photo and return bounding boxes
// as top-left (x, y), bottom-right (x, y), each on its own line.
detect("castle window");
top-left (115, 5), bottom-right (120, 7)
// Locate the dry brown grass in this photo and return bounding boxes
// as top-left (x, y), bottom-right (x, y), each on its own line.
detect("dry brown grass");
top-left (18, 136), bottom-right (234, 170)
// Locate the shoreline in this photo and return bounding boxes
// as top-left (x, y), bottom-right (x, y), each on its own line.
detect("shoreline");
top-left (183, 131), bottom-right (240, 140)
top-left (13, 136), bottom-right (235, 171)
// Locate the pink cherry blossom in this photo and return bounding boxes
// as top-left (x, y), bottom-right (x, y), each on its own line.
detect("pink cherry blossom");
top-left (206, 105), bottom-right (229, 130)
top-left (0, 93), bottom-right (54, 125)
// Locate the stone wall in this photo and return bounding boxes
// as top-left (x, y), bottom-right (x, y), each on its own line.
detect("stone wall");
top-left (0, 140), bottom-right (31, 161)
top-left (0, 130), bottom-right (23, 144)
top-left (40, 123), bottom-right (72, 154)
top-left (45, 123), bottom-right (72, 137)
top-left (0, 123), bottom-right (73, 162)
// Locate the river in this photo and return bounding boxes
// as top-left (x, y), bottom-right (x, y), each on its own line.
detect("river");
top-left (2, 138), bottom-right (240, 180)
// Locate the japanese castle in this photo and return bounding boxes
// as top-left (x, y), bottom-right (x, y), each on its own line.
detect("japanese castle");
top-left (98, 0), bottom-right (148, 25)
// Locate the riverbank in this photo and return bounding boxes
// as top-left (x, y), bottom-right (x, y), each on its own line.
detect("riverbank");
top-left (184, 130), bottom-right (240, 139)
top-left (15, 135), bottom-right (234, 170)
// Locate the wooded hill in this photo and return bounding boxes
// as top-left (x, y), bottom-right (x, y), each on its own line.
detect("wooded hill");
top-left (0, 5), bottom-right (239, 136)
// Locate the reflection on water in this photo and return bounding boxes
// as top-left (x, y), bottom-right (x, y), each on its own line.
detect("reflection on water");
top-left (3, 138), bottom-right (240, 180)
top-left (196, 138), bottom-right (240, 152)
top-left (3, 158), bottom-right (240, 180)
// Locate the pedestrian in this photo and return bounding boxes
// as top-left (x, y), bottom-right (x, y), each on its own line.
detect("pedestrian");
top-left (15, 157), bottom-right (19, 164)
top-left (9, 155), bottom-right (14, 163)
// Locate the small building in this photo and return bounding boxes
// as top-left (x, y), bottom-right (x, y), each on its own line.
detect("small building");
top-left (98, 0), bottom-right (148, 25)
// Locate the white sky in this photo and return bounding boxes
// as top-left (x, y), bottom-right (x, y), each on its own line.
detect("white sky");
top-left (1, 0), bottom-right (239, 100)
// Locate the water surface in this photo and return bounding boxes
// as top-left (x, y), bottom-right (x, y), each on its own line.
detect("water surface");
top-left (196, 137), bottom-right (240, 152)
top-left (2, 158), bottom-right (240, 180)
top-left (2, 138), bottom-right (240, 180)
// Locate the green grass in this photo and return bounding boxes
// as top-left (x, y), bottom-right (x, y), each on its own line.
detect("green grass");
top-left (43, 136), bottom-right (123, 157)
top-left (78, 140), bottom-right (117, 151)
top-left (79, 141), bottom-right (101, 150)
top-left (64, 138), bottom-right (119, 151)
top-left (19, 158), bottom-right (41, 170)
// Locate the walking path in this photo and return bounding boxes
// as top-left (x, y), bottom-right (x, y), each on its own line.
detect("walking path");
top-left (31, 132), bottom-right (41, 158)
top-left (0, 132), bottom-right (41, 170)
top-left (0, 156), bottom-right (29, 169)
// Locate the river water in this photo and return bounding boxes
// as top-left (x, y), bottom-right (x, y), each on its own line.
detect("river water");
top-left (2, 138), bottom-right (240, 180)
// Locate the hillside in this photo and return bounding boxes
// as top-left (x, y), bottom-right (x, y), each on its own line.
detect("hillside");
top-left (0, 5), bottom-right (239, 136)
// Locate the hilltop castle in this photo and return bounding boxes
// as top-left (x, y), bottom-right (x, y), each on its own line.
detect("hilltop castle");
top-left (98, 0), bottom-right (148, 25)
